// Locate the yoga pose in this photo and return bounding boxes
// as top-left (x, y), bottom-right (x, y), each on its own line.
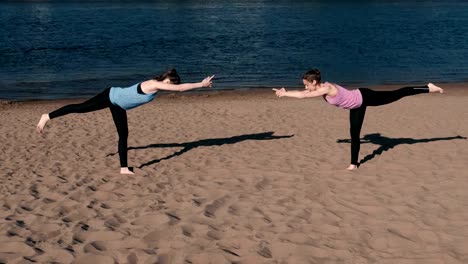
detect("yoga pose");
top-left (36, 69), bottom-right (215, 174)
top-left (273, 69), bottom-right (444, 170)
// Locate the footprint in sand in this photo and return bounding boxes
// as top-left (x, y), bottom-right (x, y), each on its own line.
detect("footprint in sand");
top-left (79, 223), bottom-right (90, 231)
top-left (181, 225), bottom-right (194, 237)
top-left (143, 227), bottom-right (179, 248)
top-left (257, 245), bottom-right (272, 258)
top-left (100, 203), bottom-right (111, 209)
top-left (131, 213), bottom-right (170, 226)
top-left (29, 223), bottom-right (63, 241)
top-left (29, 184), bottom-right (40, 198)
top-left (15, 220), bottom-right (26, 228)
top-left (74, 254), bottom-right (115, 264)
top-left (255, 178), bottom-right (271, 190)
top-left (166, 211), bottom-right (181, 225)
top-left (86, 200), bottom-right (97, 209)
top-left (0, 241), bottom-right (36, 262)
top-left (204, 196), bottom-right (229, 218)
top-left (42, 197), bottom-right (55, 204)
top-left (192, 197), bottom-right (206, 206)
top-left (227, 204), bottom-right (241, 216)
top-left (29, 247), bottom-right (74, 264)
top-left (126, 252), bottom-right (138, 264)
top-left (207, 230), bottom-right (223, 240)
top-left (73, 230), bottom-right (124, 245)
top-left (104, 217), bottom-right (121, 229)
top-left (62, 213), bottom-right (85, 223)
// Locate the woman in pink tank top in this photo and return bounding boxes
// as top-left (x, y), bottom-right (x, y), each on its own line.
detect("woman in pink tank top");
top-left (273, 69), bottom-right (444, 170)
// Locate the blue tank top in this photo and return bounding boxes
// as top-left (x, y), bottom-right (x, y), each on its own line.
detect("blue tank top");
top-left (109, 83), bottom-right (157, 110)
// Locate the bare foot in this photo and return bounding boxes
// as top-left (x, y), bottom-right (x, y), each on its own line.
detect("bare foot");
top-left (346, 164), bottom-right (358, 170)
top-left (36, 114), bottom-right (50, 133)
top-left (428, 83), bottom-right (444, 93)
top-left (120, 167), bottom-right (135, 175)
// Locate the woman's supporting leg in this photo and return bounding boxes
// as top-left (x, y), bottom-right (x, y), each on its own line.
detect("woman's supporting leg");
top-left (109, 104), bottom-right (132, 174)
top-left (349, 106), bottom-right (367, 167)
top-left (36, 88), bottom-right (111, 133)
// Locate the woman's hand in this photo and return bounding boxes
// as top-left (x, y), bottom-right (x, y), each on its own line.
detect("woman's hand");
top-left (273, 88), bottom-right (287, 97)
top-left (201, 75), bottom-right (215, 88)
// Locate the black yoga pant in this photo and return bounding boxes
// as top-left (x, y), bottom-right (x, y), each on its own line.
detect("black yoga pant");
top-left (349, 86), bottom-right (429, 165)
top-left (49, 88), bottom-right (129, 167)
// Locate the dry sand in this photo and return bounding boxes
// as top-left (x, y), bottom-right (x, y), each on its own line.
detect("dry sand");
top-left (1, 84), bottom-right (468, 263)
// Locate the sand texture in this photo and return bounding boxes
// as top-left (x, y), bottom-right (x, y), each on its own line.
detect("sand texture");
top-left (1, 85), bottom-right (468, 263)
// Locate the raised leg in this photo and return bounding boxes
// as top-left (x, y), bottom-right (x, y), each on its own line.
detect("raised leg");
top-left (361, 85), bottom-right (436, 107)
top-left (37, 88), bottom-right (111, 133)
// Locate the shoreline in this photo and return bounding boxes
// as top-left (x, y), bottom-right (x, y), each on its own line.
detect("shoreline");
top-left (2, 81), bottom-right (468, 104)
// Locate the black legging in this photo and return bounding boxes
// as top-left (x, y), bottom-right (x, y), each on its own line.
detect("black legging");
top-left (49, 88), bottom-right (128, 167)
top-left (349, 86), bottom-right (429, 165)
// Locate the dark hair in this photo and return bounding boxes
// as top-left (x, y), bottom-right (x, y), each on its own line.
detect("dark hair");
top-left (302, 69), bottom-right (321, 84)
top-left (154, 68), bottom-right (181, 84)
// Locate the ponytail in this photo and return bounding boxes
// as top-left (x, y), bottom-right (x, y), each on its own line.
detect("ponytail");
top-left (154, 68), bottom-right (181, 84)
top-left (302, 69), bottom-right (321, 84)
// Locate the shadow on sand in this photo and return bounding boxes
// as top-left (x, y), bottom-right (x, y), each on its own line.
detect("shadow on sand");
top-left (108, 131), bottom-right (294, 168)
top-left (337, 133), bottom-right (466, 165)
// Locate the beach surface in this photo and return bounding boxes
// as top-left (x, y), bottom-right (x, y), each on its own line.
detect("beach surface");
top-left (1, 84), bottom-right (468, 263)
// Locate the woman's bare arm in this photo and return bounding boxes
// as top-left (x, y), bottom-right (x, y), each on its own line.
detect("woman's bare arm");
top-left (273, 86), bottom-right (330, 98)
top-left (141, 75), bottom-right (215, 93)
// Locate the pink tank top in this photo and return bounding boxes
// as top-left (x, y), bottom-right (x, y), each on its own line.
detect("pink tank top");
top-left (325, 85), bottom-right (363, 109)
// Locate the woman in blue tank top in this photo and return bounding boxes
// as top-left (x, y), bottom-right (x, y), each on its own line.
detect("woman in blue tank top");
top-left (36, 69), bottom-right (215, 174)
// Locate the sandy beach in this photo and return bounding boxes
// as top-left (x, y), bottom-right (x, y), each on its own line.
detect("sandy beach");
top-left (1, 84), bottom-right (468, 263)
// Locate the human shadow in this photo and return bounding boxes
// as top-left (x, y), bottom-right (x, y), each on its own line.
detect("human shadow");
top-left (337, 133), bottom-right (466, 165)
top-left (108, 132), bottom-right (294, 168)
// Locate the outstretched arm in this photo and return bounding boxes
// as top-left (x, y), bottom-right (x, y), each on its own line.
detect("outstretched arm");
top-left (142, 75), bottom-right (215, 93)
top-left (273, 87), bottom-right (330, 98)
